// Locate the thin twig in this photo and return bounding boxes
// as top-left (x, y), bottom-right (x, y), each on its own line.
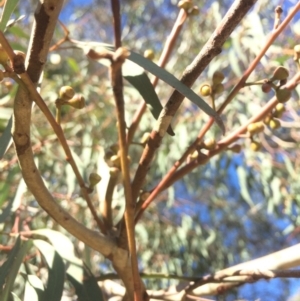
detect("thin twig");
top-left (134, 1), bottom-right (300, 222)
top-left (133, 0), bottom-right (257, 221)
top-left (110, 1), bottom-right (143, 301)
top-left (0, 31), bottom-right (107, 234)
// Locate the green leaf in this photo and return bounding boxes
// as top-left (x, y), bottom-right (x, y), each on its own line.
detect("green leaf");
top-left (237, 166), bottom-right (254, 207)
top-left (125, 71), bottom-right (174, 135)
top-left (0, 236), bottom-right (21, 289)
top-left (0, 238), bottom-right (32, 301)
top-left (0, 178), bottom-right (26, 223)
top-left (31, 229), bottom-right (81, 265)
top-left (67, 265), bottom-right (104, 301)
top-left (73, 41), bottom-right (224, 133)
top-left (126, 49), bottom-right (224, 133)
top-left (0, 116), bottom-right (13, 160)
top-left (0, 0), bottom-right (19, 32)
top-left (33, 240), bottom-right (65, 301)
top-left (24, 275), bottom-right (45, 301)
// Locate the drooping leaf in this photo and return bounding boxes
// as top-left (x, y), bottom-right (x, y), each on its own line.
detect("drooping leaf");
top-left (67, 265), bottom-right (104, 301)
top-left (237, 166), bottom-right (254, 207)
top-left (33, 240), bottom-right (65, 301)
top-left (0, 178), bottom-right (26, 223)
top-left (0, 0), bottom-right (19, 31)
top-left (73, 41), bottom-right (224, 133)
top-left (24, 275), bottom-right (45, 301)
top-left (0, 116), bottom-right (13, 160)
top-left (31, 229), bottom-right (81, 265)
top-left (0, 236), bottom-right (21, 289)
top-left (0, 238), bottom-right (32, 301)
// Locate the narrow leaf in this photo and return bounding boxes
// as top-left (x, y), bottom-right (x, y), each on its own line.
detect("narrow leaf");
top-left (74, 41), bottom-right (224, 133)
top-left (0, 236), bottom-right (21, 289)
top-left (0, 116), bottom-right (13, 159)
top-left (0, 238), bottom-right (32, 301)
top-left (0, 0), bottom-right (19, 32)
top-left (33, 240), bottom-right (65, 301)
top-left (24, 275), bottom-right (45, 301)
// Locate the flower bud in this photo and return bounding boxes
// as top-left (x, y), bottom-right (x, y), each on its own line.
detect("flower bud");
top-left (247, 122), bottom-right (264, 135)
top-left (269, 118), bottom-right (281, 130)
top-left (199, 83), bottom-right (212, 97)
top-left (261, 82), bottom-right (272, 93)
top-left (189, 6), bottom-right (199, 15)
top-left (270, 66), bottom-right (289, 81)
top-left (203, 137), bottom-right (216, 150)
top-left (212, 71), bottom-right (225, 84)
top-left (276, 87), bottom-right (291, 103)
top-left (250, 141), bottom-right (261, 152)
top-left (144, 49), bottom-right (155, 60)
top-left (177, 0), bottom-right (193, 10)
top-left (59, 86), bottom-right (75, 101)
top-left (66, 94), bottom-right (85, 109)
top-left (213, 83), bottom-right (224, 95)
top-left (89, 173), bottom-right (101, 187)
top-left (272, 103), bottom-right (285, 118)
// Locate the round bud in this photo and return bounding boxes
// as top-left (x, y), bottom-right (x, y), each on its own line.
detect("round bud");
top-left (0, 45), bottom-right (9, 66)
top-left (189, 150), bottom-right (198, 160)
top-left (213, 83), bottom-right (224, 95)
top-left (89, 173), bottom-right (101, 187)
top-left (66, 94), bottom-right (86, 109)
top-left (229, 144), bottom-right (242, 153)
top-left (203, 137), bottom-right (216, 150)
top-left (250, 141), bottom-right (261, 152)
top-left (261, 82), bottom-right (272, 93)
top-left (212, 71), bottom-right (225, 84)
top-left (197, 152), bottom-right (210, 165)
top-left (269, 118), bottom-right (281, 130)
top-left (199, 83), bottom-right (212, 97)
top-left (263, 115), bottom-right (272, 125)
top-left (276, 87), bottom-right (291, 103)
top-left (109, 167), bottom-right (120, 176)
top-left (294, 45), bottom-right (300, 60)
top-left (110, 154), bottom-right (121, 168)
top-left (59, 86), bottom-right (75, 101)
top-left (189, 6), bottom-right (199, 15)
top-left (144, 49), bottom-right (155, 60)
top-left (247, 122), bottom-right (264, 135)
top-left (177, 0), bottom-right (193, 10)
top-left (270, 66), bottom-right (289, 81)
top-left (273, 103), bottom-right (285, 118)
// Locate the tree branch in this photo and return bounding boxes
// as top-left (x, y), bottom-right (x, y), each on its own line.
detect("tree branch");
top-left (11, 0), bottom-right (124, 262)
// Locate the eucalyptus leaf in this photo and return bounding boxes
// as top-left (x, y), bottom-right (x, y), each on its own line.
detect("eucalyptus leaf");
top-left (0, 0), bottom-right (19, 31)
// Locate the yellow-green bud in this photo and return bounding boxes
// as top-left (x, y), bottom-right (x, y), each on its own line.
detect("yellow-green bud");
top-left (89, 173), bottom-right (101, 187)
top-left (276, 87), bottom-right (291, 103)
top-left (273, 103), bottom-right (285, 118)
top-left (0, 45), bottom-right (9, 66)
top-left (269, 118), bottom-right (281, 129)
top-left (212, 71), bottom-right (225, 84)
top-left (177, 0), bottom-right (193, 10)
top-left (144, 49), bottom-right (155, 60)
top-left (247, 122), bottom-right (264, 135)
top-left (270, 66), bottom-right (289, 81)
top-left (199, 83), bottom-right (212, 97)
top-left (59, 86), bottom-right (75, 101)
top-left (66, 94), bottom-right (85, 109)
top-left (213, 83), bottom-right (224, 95)
top-left (203, 137), bottom-right (216, 150)
top-left (250, 141), bottom-right (261, 152)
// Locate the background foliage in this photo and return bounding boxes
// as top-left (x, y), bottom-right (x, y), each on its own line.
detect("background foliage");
top-left (1, 0), bottom-right (300, 300)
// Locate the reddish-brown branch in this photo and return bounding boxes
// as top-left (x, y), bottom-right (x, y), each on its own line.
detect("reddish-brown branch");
top-left (134, 1), bottom-right (300, 221)
top-left (133, 0), bottom-right (257, 219)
